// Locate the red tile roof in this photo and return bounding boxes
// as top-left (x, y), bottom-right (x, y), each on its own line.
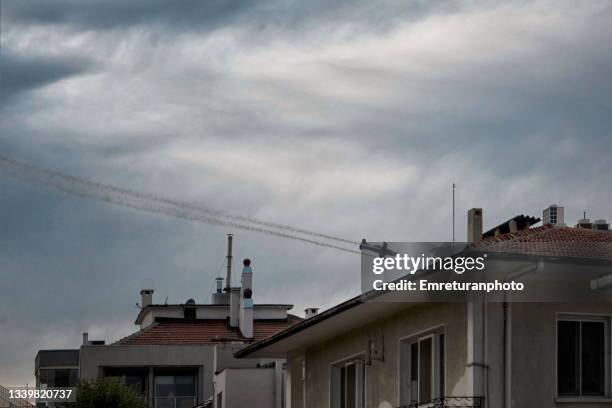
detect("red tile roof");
top-left (114, 316), bottom-right (302, 346)
top-left (476, 224), bottom-right (612, 260)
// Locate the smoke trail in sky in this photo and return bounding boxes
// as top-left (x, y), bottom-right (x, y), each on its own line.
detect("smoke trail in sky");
top-left (0, 155), bottom-right (360, 254)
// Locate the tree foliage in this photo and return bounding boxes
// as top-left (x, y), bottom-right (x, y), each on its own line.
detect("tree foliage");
top-left (61, 378), bottom-right (146, 408)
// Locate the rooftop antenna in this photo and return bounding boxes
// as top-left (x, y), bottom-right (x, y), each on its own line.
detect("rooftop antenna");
top-left (225, 234), bottom-right (233, 292)
top-left (584, 211), bottom-right (587, 219)
top-left (452, 182), bottom-right (456, 246)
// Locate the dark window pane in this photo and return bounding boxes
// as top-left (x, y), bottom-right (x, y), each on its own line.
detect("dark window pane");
top-left (419, 338), bottom-right (432, 403)
top-left (410, 343), bottom-right (418, 403)
top-left (439, 334), bottom-right (445, 398)
top-left (155, 376), bottom-right (174, 397)
top-left (39, 369), bottom-right (52, 386)
top-left (176, 397), bottom-right (195, 408)
top-left (125, 375), bottom-right (145, 395)
top-left (69, 369), bottom-right (79, 387)
top-left (582, 322), bottom-right (605, 395)
top-left (558, 321), bottom-right (580, 396)
top-left (361, 364), bottom-right (365, 407)
top-left (54, 369), bottom-right (70, 387)
top-left (175, 376), bottom-right (195, 397)
top-left (340, 367), bottom-right (345, 408)
top-left (155, 397), bottom-right (173, 408)
top-left (346, 364), bottom-right (356, 408)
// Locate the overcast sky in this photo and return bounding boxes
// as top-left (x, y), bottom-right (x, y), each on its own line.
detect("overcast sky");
top-left (1, 0), bottom-right (611, 386)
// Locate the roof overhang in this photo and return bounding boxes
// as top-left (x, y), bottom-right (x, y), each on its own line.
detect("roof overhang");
top-left (235, 293), bottom-right (414, 359)
top-left (236, 251), bottom-right (612, 359)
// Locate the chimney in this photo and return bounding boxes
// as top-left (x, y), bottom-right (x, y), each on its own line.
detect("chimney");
top-left (183, 299), bottom-right (196, 320)
top-left (239, 259), bottom-right (254, 338)
top-left (82, 332), bottom-right (89, 346)
top-left (140, 289), bottom-right (154, 308)
top-left (508, 219), bottom-right (518, 233)
top-left (543, 204), bottom-right (564, 226)
top-left (467, 208), bottom-right (483, 243)
top-left (305, 308), bottom-right (319, 318)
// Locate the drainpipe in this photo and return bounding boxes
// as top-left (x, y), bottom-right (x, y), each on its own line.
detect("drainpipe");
top-left (501, 260), bottom-right (540, 408)
top-left (503, 297), bottom-right (511, 408)
top-left (483, 299), bottom-right (488, 408)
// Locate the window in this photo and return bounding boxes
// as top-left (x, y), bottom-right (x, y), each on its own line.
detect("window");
top-left (558, 316), bottom-right (609, 397)
top-left (155, 375), bottom-right (196, 408)
top-left (331, 359), bottom-right (365, 408)
top-left (216, 392), bottom-right (222, 408)
top-left (104, 367), bottom-right (148, 398)
top-left (400, 330), bottom-right (445, 406)
top-left (38, 368), bottom-right (79, 388)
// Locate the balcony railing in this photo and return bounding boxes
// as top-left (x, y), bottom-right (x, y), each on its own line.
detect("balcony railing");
top-left (399, 396), bottom-right (484, 408)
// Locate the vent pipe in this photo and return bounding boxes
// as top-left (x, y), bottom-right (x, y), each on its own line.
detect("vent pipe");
top-left (225, 234), bottom-right (233, 291)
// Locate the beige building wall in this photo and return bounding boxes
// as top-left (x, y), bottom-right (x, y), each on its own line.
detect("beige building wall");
top-left (288, 302), bottom-right (470, 408)
top-left (510, 302), bottom-right (612, 408)
top-left (215, 368), bottom-right (276, 408)
top-left (279, 299), bottom-right (612, 408)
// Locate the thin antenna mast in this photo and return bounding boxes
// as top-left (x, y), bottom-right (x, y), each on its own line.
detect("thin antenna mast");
top-left (225, 234), bottom-right (233, 291)
top-left (452, 182), bottom-right (456, 245)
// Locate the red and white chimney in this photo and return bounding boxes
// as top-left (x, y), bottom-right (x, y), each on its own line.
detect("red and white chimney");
top-left (239, 259), bottom-right (254, 338)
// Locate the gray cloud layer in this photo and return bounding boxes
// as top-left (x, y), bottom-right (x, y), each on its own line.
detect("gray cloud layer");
top-left (1, 0), bottom-right (611, 386)
top-left (0, 51), bottom-right (90, 105)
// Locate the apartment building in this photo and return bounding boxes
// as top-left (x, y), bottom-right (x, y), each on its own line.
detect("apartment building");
top-left (36, 257), bottom-right (301, 408)
top-left (237, 206), bottom-right (612, 408)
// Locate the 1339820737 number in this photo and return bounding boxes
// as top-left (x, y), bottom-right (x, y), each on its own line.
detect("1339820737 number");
top-left (8, 387), bottom-right (76, 402)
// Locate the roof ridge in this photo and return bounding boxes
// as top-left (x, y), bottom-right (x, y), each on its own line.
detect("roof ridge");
top-left (480, 224), bottom-right (552, 244)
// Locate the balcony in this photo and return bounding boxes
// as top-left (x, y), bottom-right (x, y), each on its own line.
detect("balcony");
top-left (399, 396), bottom-right (484, 408)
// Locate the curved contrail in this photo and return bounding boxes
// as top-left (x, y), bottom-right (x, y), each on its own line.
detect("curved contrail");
top-left (0, 155), bottom-right (360, 254)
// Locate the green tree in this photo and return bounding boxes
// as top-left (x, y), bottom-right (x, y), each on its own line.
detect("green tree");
top-left (61, 378), bottom-right (146, 408)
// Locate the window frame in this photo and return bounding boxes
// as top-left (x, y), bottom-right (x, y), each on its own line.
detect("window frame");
top-left (556, 313), bottom-right (611, 399)
top-left (154, 373), bottom-right (197, 408)
top-left (398, 325), bottom-right (446, 406)
top-left (329, 352), bottom-right (366, 408)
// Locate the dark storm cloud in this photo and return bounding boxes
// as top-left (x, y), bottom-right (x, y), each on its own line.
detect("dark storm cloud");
top-left (4, 0), bottom-right (253, 30)
top-left (2, 0), bottom-right (463, 36)
top-left (0, 51), bottom-right (90, 105)
top-left (1, 0), bottom-right (612, 387)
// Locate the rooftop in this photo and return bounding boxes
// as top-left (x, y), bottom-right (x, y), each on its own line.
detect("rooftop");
top-left (134, 303), bottom-right (294, 325)
top-left (236, 223), bottom-right (612, 359)
top-left (114, 316), bottom-right (302, 346)
top-left (477, 224), bottom-right (612, 260)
